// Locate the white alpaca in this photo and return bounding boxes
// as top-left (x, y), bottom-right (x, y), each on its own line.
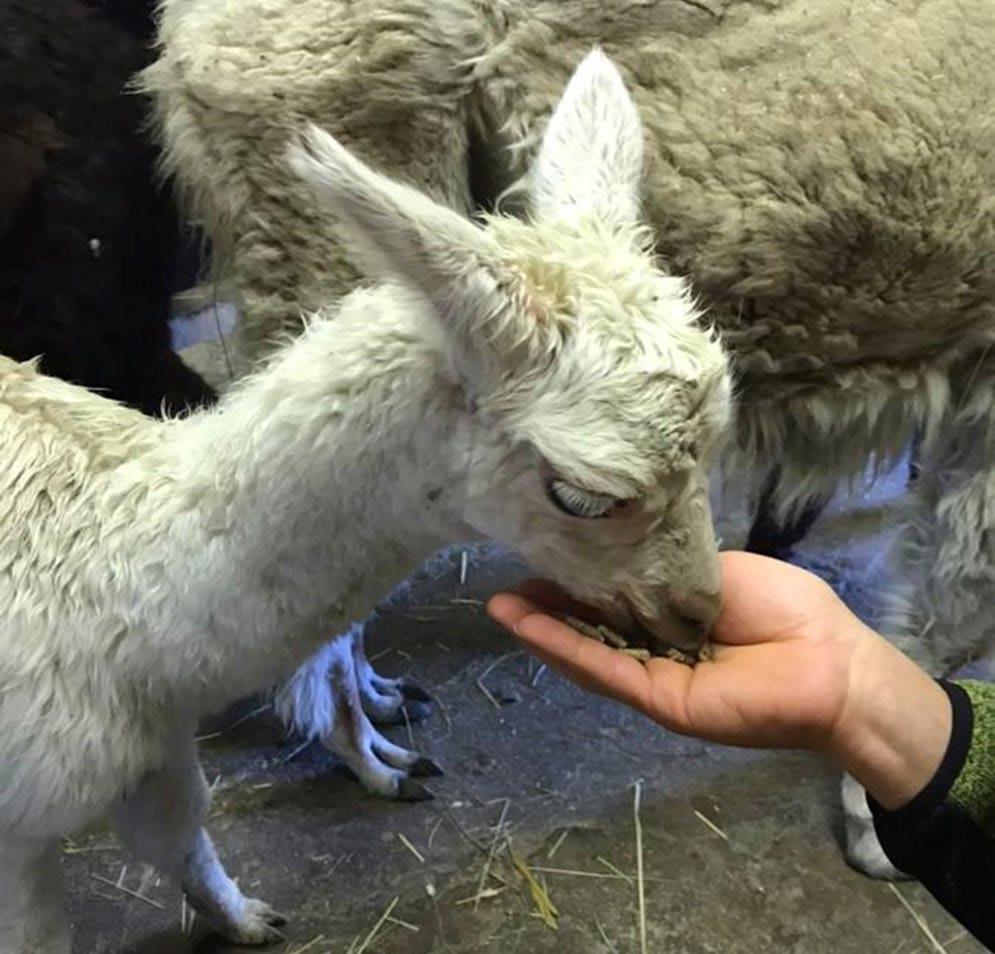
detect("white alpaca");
top-left (0, 54), bottom-right (730, 951)
top-left (143, 0), bottom-right (995, 880)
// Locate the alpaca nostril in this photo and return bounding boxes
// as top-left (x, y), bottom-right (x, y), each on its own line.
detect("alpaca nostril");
top-left (671, 590), bottom-right (721, 632)
top-left (628, 598), bottom-right (714, 659)
top-left (674, 611), bottom-right (709, 636)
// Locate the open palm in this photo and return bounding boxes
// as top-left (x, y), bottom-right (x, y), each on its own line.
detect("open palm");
top-left (487, 552), bottom-right (870, 753)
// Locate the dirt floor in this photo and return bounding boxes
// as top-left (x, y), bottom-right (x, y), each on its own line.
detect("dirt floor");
top-left (60, 375), bottom-right (990, 954)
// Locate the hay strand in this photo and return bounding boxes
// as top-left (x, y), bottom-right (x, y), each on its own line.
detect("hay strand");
top-left (287, 936), bottom-right (326, 954)
top-left (508, 844), bottom-right (559, 930)
top-left (89, 873), bottom-right (164, 910)
top-left (396, 832), bottom-right (425, 863)
top-left (888, 884), bottom-right (948, 953)
top-left (633, 781), bottom-right (647, 954)
top-left (472, 799), bottom-right (510, 910)
top-left (693, 809), bottom-right (729, 842)
top-left (595, 915), bottom-right (619, 952)
top-left (195, 702), bottom-right (272, 742)
top-left (350, 896), bottom-right (399, 954)
top-left (546, 829), bottom-right (569, 859)
top-left (475, 652), bottom-right (522, 710)
top-left (454, 886), bottom-right (506, 905)
top-left (528, 865), bottom-right (629, 881)
top-left (596, 856), bottom-right (634, 885)
top-left (62, 839), bottom-right (117, 855)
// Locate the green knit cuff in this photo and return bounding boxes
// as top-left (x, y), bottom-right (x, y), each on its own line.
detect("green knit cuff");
top-left (949, 679), bottom-right (995, 834)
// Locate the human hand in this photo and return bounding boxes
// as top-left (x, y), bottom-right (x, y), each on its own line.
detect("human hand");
top-left (488, 551), bottom-right (950, 808)
top-left (489, 551), bottom-right (865, 751)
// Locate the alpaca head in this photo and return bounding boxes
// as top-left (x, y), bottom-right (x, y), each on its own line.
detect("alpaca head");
top-left (288, 50), bottom-right (731, 655)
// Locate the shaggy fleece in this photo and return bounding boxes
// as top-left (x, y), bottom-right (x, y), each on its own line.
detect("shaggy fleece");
top-left (145, 0), bottom-right (995, 501)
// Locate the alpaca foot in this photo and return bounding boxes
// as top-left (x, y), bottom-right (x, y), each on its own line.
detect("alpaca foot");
top-left (359, 670), bottom-right (433, 725)
top-left (221, 898), bottom-right (287, 945)
top-left (397, 755), bottom-right (445, 801)
top-left (187, 893), bottom-right (287, 945)
top-left (411, 755), bottom-right (445, 777)
top-left (350, 625), bottom-right (434, 724)
top-left (325, 715), bottom-right (443, 800)
top-left (397, 778), bottom-right (436, 802)
top-left (840, 774), bottom-right (907, 881)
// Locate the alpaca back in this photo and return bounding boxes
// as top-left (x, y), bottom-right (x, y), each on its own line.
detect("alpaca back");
top-left (0, 355), bottom-right (170, 836)
top-left (468, 0), bottom-right (995, 503)
top-left (146, 0), bottom-right (995, 502)
top-left (470, 0), bottom-right (995, 378)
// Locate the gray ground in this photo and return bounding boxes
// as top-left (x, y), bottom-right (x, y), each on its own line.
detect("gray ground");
top-left (60, 332), bottom-right (989, 953)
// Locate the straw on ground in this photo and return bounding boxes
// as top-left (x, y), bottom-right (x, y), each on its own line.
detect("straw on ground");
top-left (693, 809), bottom-right (729, 842)
top-left (508, 843), bottom-right (559, 930)
top-left (347, 896), bottom-right (399, 954)
top-left (633, 781), bottom-right (647, 954)
top-left (396, 832), bottom-right (425, 863)
top-left (89, 873), bottom-right (164, 910)
top-left (887, 883), bottom-right (948, 954)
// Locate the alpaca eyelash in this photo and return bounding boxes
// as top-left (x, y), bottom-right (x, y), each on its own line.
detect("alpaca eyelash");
top-left (545, 477), bottom-right (619, 519)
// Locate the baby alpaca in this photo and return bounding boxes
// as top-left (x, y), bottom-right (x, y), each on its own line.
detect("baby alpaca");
top-left (0, 54), bottom-right (729, 950)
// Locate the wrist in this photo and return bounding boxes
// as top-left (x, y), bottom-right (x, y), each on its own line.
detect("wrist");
top-left (826, 629), bottom-right (952, 810)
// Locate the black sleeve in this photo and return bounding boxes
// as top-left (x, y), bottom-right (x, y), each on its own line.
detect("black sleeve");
top-left (869, 680), bottom-right (995, 949)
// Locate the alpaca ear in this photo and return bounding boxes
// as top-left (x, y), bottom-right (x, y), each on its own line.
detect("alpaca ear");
top-left (288, 124), bottom-right (530, 373)
top-left (530, 49), bottom-right (644, 227)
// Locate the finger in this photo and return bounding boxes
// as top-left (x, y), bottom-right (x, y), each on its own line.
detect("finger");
top-left (487, 592), bottom-right (544, 632)
top-left (641, 656), bottom-right (696, 731)
top-left (490, 597), bottom-right (702, 734)
top-left (515, 580), bottom-right (608, 623)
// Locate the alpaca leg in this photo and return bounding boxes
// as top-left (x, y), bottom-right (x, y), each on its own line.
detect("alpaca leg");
top-left (743, 465), bottom-right (829, 559)
top-left (112, 733), bottom-right (285, 945)
top-left (907, 428), bottom-right (923, 485)
top-left (276, 637), bottom-right (442, 800)
top-left (0, 839), bottom-right (70, 954)
top-left (842, 400), bottom-right (995, 879)
top-left (323, 638), bottom-right (441, 800)
top-left (351, 624), bottom-right (432, 725)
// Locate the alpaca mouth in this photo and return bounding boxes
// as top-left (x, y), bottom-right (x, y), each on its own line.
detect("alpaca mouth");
top-left (630, 604), bottom-right (713, 664)
top-left (561, 601), bottom-right (713, 666)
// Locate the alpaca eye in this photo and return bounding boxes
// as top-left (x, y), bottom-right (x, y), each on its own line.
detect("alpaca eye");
top-left (545, 478), bottom-right (620, 519)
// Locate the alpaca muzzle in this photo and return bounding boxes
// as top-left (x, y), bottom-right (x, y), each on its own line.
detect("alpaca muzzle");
top-left (631, 591), bottom-right (719, 663)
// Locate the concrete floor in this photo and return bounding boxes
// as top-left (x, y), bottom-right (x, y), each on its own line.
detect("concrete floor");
top-left (59, 336), bottom-right (989, 953)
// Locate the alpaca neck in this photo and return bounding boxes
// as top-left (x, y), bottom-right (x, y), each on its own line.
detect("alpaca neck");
top-left (135, 288), bottom-right (472, 709)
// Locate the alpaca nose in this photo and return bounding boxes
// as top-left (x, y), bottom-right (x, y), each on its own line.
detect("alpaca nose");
top-left (669, 588), bottom-right (721, 632)
top-left (629, 587), bottom-right (721, 658)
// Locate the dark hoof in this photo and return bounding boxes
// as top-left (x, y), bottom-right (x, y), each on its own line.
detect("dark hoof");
top-left (397, 778), bottom-right (435, 802)
top-left (400, 700), bottom-right (432, 723)
top-left (410, 756), bottom-right (444, 778)
top-left (400, 680), bottom-right (433, 703)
